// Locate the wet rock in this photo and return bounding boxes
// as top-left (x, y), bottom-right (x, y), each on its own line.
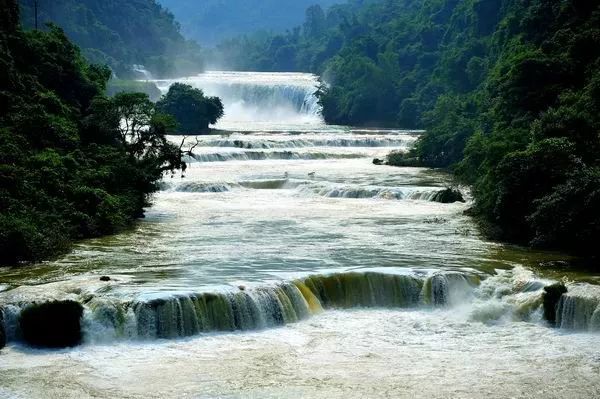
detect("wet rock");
top-left (431, 188), bottom-right (465, 203)
top-left (386, 151), bottom-right (422, 167)
top-left (543, 283), bottom-right (568, 326)
top-left (19, 301), bottom-right (84, 348)
top-left (373, 158), bottom-right (384, 165)
top-left (99, 276), bottom-right (111, 282)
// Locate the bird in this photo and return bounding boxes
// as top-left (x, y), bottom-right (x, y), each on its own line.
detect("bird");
top-left (284, 172), bottom-right (289, 178)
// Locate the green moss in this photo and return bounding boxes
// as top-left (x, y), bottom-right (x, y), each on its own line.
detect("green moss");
top-left (386, 151), bottom-right (423, 167)
top-left (19, 301), bottom-right (84, 348)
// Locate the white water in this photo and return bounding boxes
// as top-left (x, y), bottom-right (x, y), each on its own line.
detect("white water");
top-left (153, 71), bottom-right (323, 131)
top-left (132, 64), bottom-right (153, 80)
top-left (1, 71), bottom-right (600, 398)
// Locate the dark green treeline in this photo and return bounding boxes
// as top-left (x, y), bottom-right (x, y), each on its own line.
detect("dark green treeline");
top-left (219, 0), bottom-right (600, 256)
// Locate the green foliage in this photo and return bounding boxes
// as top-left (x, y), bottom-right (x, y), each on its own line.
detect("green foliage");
top-left (157, 0), bottom-right (340, 46)
top-left (221, 0), bottom-right (599, 255)
top-left (106, 79), bottom-right (162, 102)
top-left (0, 2), bottom-right (185, 265)
top-left (18, 0), bottom-right (204, 78)
top-left (156, 83), bottom-right (224, 133)
top-left (19, 300), bottom-right (83, 347)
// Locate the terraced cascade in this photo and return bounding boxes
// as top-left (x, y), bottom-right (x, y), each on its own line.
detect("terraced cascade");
top-left (1, 71), bottom-right (599, 398)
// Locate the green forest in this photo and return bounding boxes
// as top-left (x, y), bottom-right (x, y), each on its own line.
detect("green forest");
top-left (1, 0), bottom-right (598, 262)
top-left (157, 0), bottom-right (341, 46)
top-left (218, 0), bottom-right (600, 256)
top-left (0, 0), bottom-right (186, 264)
top-left (18, 0), bottom-right (204, 78)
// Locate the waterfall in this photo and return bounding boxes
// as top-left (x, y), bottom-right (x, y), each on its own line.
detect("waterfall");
top-left (161, 178), bottom-right (453, 203)
top-left (556, 285), bottom-right (600, 331)
top-left (132, 64), bottom-right (153, 80)
top-left (152, 71), bottom-right (323, 127)
top-left (0, 270), bottom-right (481, 346)
top-left (6, 268), bottom-right (599, 347)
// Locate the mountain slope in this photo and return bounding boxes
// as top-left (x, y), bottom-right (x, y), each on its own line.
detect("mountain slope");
top-left (158, 0), bottom-right (341, 46)
top-left (18, 0), bottom-right (204, 77)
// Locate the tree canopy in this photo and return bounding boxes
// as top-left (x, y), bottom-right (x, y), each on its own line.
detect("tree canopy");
top-left (157, 0), bottom-right (341, 47)
top-left (18, 0), bottom-right (204, 78)
top-left (156, 83), bottom-right (224, 133)
top-left (217, 0), bottom-right (600, 255)
top-left (0, 1), bottom-right (185, 265)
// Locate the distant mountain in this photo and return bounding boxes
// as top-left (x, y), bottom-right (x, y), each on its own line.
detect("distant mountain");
top-left (157, 0), bottom-right (342, 46)
top-left (18, 0), bottom-right (204, 78)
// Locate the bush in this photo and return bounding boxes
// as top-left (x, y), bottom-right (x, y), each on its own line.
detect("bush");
top-left (106, 80), bottom-right (162, 102)
top-left (386, 151), bottom-right (422, 167)
top-left (19, 301), bottom-right (84, 348)
top-left (156, 83), bottom-right (224, 133)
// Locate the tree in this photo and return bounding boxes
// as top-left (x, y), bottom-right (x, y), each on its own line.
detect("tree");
top-left (0, 2), bottom-right (186, 265)
top-left (156, 83), bottom-right (224, 133)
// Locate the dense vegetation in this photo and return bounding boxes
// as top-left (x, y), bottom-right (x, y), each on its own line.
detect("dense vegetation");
top-left (18, 0), bottom-right (204, 78)
top-left (156, 83), bottom-right (224, 133)
top-left (158, 0), bottom-right (341, 47)
top-left (219, 0), bottom-right (600, 255)
top-left (0, 0), bottom-right (185, 265)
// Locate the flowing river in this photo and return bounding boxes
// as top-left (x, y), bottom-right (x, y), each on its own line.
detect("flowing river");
top-left (1, 71), bottom-right (600, 398)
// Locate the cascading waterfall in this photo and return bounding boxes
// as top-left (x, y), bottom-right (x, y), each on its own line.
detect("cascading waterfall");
top-left (556, 285), bottom-right (600, 331)
top-left (1, 270), bottom-right (483, 345)
top-left (186, 149), bottom-right (364, 163)
top-left (83, 271), bottom-right (483, 342)
top-left (161, 178), bottom-right (452, 202)
top-left (191, 136), bottom-right (415, 149)
top-left (2, 268), bottom-right (600, 348)
top-left (152, 71), bottom-right (323, 127)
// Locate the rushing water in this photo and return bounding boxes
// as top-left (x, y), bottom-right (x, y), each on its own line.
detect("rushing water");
top-left (1, 71), bottom-right (600, 398)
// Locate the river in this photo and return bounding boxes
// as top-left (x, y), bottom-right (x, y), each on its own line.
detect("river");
top-left (0, 71), bottom-right (599, 398)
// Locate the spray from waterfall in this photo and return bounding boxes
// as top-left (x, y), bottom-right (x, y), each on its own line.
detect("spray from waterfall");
top-left (151, 71), bottom-right (323, 129)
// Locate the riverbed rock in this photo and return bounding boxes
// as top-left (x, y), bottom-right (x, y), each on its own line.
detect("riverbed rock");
top-left (431, 188), bottom-right (465, 203)
top-left (543, 283), bottom-right (568, 325)
top-left (373, 158), bottom-right (384, 165)
top-left (100, 276), bottom-right (111, 282)
top-left (19, 300), bottom-right (84, 348)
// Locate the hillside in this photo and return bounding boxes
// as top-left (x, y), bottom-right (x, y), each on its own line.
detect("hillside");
top-left (157, 0), bottom-right (341, 46)
top-left (219, 0), bottom-right (600, 255)
top-left (18, 0), bottom-right (204, 78)
top-left (1, 0), bottom-right (185, 264)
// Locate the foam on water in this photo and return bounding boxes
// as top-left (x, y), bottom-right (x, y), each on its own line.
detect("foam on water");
top-left (1, 71), bottom-right (599, 398)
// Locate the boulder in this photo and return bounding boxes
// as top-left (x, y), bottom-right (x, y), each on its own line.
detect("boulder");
top-left (431, 188), bottom-right (465, 203)
top-left (19, 301), bottom-right (84, 348)
top-left (542, 283), bottom-right (568, 325)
